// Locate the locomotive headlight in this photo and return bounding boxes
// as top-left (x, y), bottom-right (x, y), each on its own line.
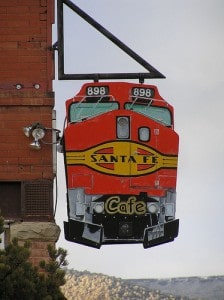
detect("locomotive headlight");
top-left (93, 202), bottom-right (104, 214)
top-left (117, 117), bottom-right (130, 139)
top-left (147, 203), bottom-right (160, 214)
top-left (139, 127), bottom-right (150, 142)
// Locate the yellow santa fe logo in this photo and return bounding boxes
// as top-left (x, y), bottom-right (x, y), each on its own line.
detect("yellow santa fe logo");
top-left (66, 141), bottom-right (178, 176)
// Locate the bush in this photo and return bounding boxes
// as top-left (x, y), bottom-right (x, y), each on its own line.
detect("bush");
top-left (0, 218), bottom-right (67, 300)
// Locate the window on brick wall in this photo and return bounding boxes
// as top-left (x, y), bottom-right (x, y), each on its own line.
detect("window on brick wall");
top-left (21, 180), bottom-right (53, 221)
top-left (0, 181), bottom-right (54, 221)
top-left (0, 182), bottom-right (21, 220)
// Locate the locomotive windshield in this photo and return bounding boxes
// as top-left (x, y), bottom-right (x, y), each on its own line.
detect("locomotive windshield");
top-left (125, 103), bottom-right (172, 126)
top-left (69, 102), bottom-right (119, 122)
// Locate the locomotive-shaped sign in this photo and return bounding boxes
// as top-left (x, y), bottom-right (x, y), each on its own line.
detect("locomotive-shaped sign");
top-left (61, 82), bottom-right (179, 248)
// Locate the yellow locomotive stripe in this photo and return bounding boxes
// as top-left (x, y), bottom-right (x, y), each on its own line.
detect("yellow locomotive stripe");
top-left (66, 141), bottom-right (178, 176)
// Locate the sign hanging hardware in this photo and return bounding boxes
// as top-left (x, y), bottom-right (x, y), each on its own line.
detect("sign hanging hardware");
top-left (55, 0), bottom-right (165, 82)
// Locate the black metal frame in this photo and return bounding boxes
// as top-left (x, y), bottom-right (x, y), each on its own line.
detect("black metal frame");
top-left (56, 0), bottom-right (165, 82)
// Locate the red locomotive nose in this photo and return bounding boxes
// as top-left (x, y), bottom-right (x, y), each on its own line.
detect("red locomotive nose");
top-left (62, 82), bottom-right (179, 248)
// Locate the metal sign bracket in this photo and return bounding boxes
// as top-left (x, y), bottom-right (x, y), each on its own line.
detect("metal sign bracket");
top-left (56, 0), bottom-right (165, 82)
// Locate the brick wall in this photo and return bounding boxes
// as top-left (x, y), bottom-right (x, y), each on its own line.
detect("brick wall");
top-left (0, 0), bottom-right (55, 183)
top-left (20, 240), bottom-right (55, 267)
top-left (0, 0), bottom-right (54, 221)
top-left (0, 100), bottom-right (54, 181)
top-left (29, 240), bottom-right (55, 268)
top-left (0, 1), bottom-right (61, 273)
top-left (0, 0), bottom-right (54, 92)
top-left (11, 221), bottom-right (61, 268)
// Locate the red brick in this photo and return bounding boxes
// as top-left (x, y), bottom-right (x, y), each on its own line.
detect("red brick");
top-left (0, 35), bottom-right (27, 43)
top-left (0, 0), bottom-right (55, 223)
top-left (18, 41), bottom-right (42, 49)
top-left (6, 6), bottom-right (29, 14)
top-left (4, 149), bottom-right (30, 158)
top-left (0, 129), bottom-right (18, 136)
top-left (41, 0), bottom-right (47, 7)
top-left (43, 172), bottom-right (54, 180)
top-left (18, 165), bottom-right (32, 173)
top-left (19, 157), bottom-right (43, 166)
top-left (0, 41), bottom-right (18, 49)
top-left (0, 7), bottom-right (7, 13)
top-left (1, 19), bottom-right (29, 28)
top-left (0, 1), bottom-right (20, 6)
top-left (0, 27), bottom-right (41, 36)
top-left (0, 158), bottom-right (19, 165)
top-left (0, 172), bottom-right (37, 181)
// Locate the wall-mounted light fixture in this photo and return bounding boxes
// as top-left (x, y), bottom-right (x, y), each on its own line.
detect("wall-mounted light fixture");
top-left (23, 122), bottom-right (61, 150)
